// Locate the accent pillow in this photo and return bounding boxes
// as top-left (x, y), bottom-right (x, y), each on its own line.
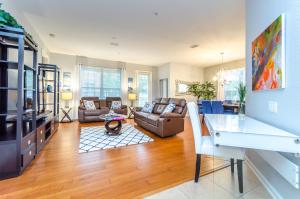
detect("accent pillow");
top-left (111, 101), bottom-right (122, 109)
top-left (141, 102), bottom-right (154, 113)
top-left (162, 103), bottom-right (176, 114)
top-left (83, 100), bottom-right (96, 110)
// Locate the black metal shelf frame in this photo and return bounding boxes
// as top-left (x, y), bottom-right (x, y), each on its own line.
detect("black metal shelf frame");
top-left (0, 25), bottom-right (38, 180)
top-left (37, 63), bottom-right (60, 118)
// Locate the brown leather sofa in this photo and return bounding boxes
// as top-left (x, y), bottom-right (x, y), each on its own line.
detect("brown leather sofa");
top-left (134, 98), bottom-right (187, 137)
top-left (78, 97), bottom-right (128, 123)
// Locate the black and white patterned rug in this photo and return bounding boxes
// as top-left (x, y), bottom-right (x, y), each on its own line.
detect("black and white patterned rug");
top-left (79, 123), bottom-right (154, 153)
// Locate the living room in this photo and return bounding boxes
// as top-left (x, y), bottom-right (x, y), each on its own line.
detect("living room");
top-left (1, 0), bottom-right (300, 199)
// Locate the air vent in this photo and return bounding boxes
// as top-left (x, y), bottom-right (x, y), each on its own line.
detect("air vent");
top-left (190, 44), bottom-right (199, 49)
top-left (110, 42), bottom-right (119, 46)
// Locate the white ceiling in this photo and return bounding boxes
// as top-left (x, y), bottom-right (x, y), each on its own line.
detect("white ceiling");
top-left (15, 0), bottom-right (245, 67)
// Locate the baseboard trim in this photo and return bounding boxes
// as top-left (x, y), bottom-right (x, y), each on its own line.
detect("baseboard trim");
top-left (245, 155), bottom-right (283, 199)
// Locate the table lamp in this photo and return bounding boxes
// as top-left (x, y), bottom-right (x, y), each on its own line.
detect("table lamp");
top-left (128, 93), bottom-right (137, 107)
top-left (61, 91), bottom-right (73, 108)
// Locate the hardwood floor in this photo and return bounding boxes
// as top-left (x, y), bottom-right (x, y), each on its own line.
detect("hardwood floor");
top-left (0, 118), bottom-right (225, 199)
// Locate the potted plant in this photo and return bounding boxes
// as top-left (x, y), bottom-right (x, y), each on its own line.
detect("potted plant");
top-left (188, 82), bottom-right (202, 103)
top-left (188, 81), bottom-right (216, 105)
top-left (237, 82), bottom-right (246, 114)
top-left (199, 81), bottom-right (216, 100)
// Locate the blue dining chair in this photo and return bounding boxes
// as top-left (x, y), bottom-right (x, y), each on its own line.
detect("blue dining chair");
top-left (211, 101), bottom-right (224, 114)
top-left (201, 100), bottom-right (212, 114)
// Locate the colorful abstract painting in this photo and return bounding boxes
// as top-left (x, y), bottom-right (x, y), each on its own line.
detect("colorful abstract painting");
top-left (252, 15), bottom-right (285, 91)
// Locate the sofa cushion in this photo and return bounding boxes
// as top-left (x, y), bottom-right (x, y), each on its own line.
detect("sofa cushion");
top-left (135, 111), bottom-right (150, 120)
top-left (160, 112), bottom-right (182, 118)
top-left (93, 100), bottom-right (100, 109)
top-left (162, 103), bottom-right (176, 114)
top-left (145, 114), bottom-right (160, 126)
top-left (84, 109), bottom-right (103, 116)
top-left (99, 100), bottom-right (106, 107)
top-left (173, 106), bottom-right (183, 114)
top-left (153, 104), bottom-right (166, 114)
top-left (113, 109), bottom-right (125, 115)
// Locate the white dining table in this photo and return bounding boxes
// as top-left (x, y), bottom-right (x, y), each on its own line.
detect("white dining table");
top-left (204, 114), bottom-right (300, 189)
top-left (204, 114), bottom-right (300, 154)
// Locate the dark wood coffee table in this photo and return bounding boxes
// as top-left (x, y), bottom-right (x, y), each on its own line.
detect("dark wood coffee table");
top-left (99, 114), bottom-right (125, 136)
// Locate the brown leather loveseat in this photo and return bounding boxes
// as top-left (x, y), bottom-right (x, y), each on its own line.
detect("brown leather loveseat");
top-left (134, 98), bottom-right (187, 137)
top-left (78, 97), bottom-right (127, 123)
top-left (78, 97), bottom-right (110, 123)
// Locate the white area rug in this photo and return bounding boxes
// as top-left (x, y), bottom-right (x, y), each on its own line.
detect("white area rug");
top-left (79, 123), bottom-right (154, 153)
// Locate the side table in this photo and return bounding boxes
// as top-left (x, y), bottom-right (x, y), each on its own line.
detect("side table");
top-left (61, 107), bottom-right (72, 122)
top-left (128, 107), bottom-right (136, 119)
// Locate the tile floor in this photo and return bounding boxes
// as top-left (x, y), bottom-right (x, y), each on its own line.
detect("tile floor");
top-left (145, 162), bottom-right (273, 199)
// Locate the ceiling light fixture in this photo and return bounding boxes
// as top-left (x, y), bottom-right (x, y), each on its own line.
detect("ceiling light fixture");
top-left (154, 12), bottom-right (159, 16)
top-left (190, 44), bottom-right (199, 49)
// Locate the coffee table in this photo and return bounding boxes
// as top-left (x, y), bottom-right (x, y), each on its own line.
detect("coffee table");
top-left (99, 114), bottom-right (125, 136)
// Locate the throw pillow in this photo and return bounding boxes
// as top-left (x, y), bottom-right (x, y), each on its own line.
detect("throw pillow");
top-left (162, 103), bottom-right (176, 114)
top-left (141, 102), bottom-right (154, 113)
top-left (83, 100), bottom-right (96, 110)
top-left (111, 101), bottom-right (122, 109)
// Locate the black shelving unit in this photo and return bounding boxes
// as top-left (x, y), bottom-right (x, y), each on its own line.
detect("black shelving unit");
top-left (0, 26), bottom-right (38, 180)
top-left (36, 64), bottom-right (60, 153)
top-left (37, 64), bottom-right (60, 116)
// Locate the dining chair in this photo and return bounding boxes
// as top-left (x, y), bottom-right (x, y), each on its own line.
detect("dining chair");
top-left (211, 100), bottom-right (224, 114)
top-left (201, 100), bottom-right (212, 114)
top-left (187, 102), bottom-right (245, 193)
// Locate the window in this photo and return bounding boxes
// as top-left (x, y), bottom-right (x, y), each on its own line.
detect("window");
top-left (223, 68), bottom-right (245, 101)
top-left (80, 66), bottom-right (121, 99)
top-left (137, 72), bottom-right (151, 107)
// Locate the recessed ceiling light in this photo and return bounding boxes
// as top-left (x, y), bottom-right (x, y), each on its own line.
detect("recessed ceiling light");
top-left (190, 44), bottom-right (199, 49)
top-left (154, 12), bottom-right (159, 16)
top-left (49, 33), bottom-right (56, 38)
top-left (110, 42), bottom-right (119, 46)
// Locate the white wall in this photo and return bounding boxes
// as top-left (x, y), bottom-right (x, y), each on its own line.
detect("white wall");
top-left (50, 52), bottom-right (158, 119)
top-left (157, 63), bottom-right (171, 97)
top-left (203, 59), bottom-right (245, 82)
top-left (157, 63), bottom-right (204, 102)
top-left (169, 63), bottom-right (204, 102)
top-left (158, 63), bottom-right (203, 101)
top-left (1, 0), bottom-right (50, 62)
top-left (246, 0), bottom-right (300, 198)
